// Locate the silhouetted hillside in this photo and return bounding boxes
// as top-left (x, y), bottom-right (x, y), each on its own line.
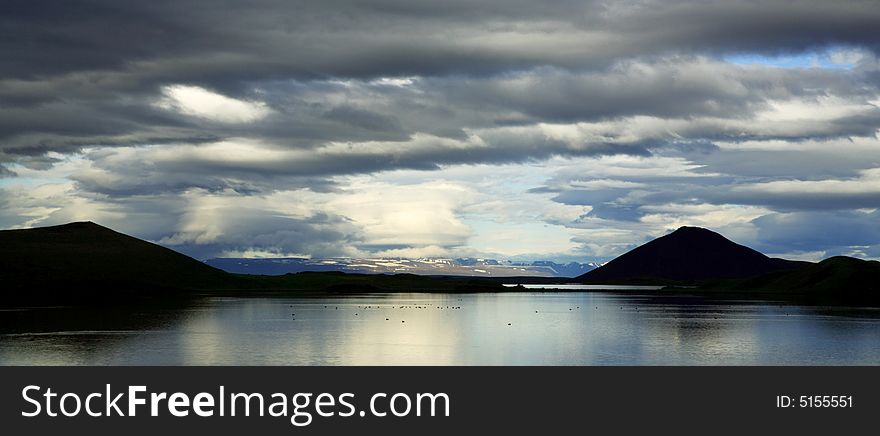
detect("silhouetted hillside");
top-left (0, 222), bottom-right (237, 300)
top-left (577, 226), bottom-right (808, 285)
top-left (0, 222), bottom-right (506, 304)
top-left (710, 256), bottom-right (880, 303)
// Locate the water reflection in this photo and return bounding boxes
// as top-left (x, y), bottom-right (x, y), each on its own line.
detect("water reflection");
top-left (1, 293), bottom-right (879, 365)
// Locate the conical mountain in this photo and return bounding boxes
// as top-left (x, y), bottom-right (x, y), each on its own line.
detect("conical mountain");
top-left (577, 226), bottom-right (808, 284)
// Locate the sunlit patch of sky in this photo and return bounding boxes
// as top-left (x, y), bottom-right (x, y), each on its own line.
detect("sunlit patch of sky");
top-left (724, 47), bottom-right (865, 70)
top-left (0, 154), bottom-right (87, 188)
top-left (464, 218), bottom-right (583, 261)
top-left (0, 166), bottom-right (67, 188)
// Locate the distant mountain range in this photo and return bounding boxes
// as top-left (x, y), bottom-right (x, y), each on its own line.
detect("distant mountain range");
top-left (206, 257), bottom-right (599, 277)
top-left (577, 226), bottom-right (809, 285)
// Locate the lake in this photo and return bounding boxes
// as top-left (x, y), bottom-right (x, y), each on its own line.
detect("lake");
top-left (1, 292), bottom-right (879, 365)
top-left (504, 284), bottom-right (665, 290)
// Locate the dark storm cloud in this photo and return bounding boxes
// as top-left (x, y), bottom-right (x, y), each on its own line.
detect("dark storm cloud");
top-left (69, 130), bottom-right (659, 196)
top-left (751, 210), bottom-right (880, 254)
top-left (161, 211), bottom-right (365, 260)
top-left (712, 188), bottom-right (880, 211)
top-left (5, 60), bottom-right (878, 171)
top-left (1, 0), bottom-right (878, 168)
top-left (3, 0), bottom-right (879, 81)
top-left (693, 149), bottom-right (880, 180)
top-left (14, 60), bottom-right (877, 196)
top-left (537, 138), bottom-right (880, 229)
top-left (552, 174), bottom-right (880, 216)
top-left (427, 61), bottom-right (878, 123)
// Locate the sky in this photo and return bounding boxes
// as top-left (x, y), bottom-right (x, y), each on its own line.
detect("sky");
top-left (1, 0), bottom-right (880, 263)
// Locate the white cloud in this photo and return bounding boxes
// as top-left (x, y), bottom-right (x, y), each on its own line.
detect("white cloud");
top-left (827, 47), bottom-right (870, 66)
top-left (370, 77), bottom-right (418, 87)
top-left (155, 85), bottom-right (272, 123)
top-left (323, 179), bottom-right (476, 248)
top-left (218, 249), bottom-right (312, 258)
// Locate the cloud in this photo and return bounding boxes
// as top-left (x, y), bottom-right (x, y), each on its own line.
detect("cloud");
top-left (2, 1), bottom-right (880, 261)
top-left (3, 1), bottom-right (879, 81)
top-left (0, 165), bottom-right (15, 178)
top-left (155, 198), bottom-right (365, 260)
top-left (720, 168), bottom-right (880, 210)
top-left (154, 85), bottom-right (272, 123)
top-left (751, 210), bottom-right (880, 255)
top-left (2, 1), bottom-right (879, 157)
top-left (2, 54), bottom-right (878, 169)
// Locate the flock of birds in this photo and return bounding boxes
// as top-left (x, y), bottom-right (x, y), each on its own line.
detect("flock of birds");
top-left (286, 302), bottom-right (610, 325)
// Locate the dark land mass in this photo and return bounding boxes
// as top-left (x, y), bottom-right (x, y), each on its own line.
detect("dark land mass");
top-left (0, 222), bottom-right (509, 305)
top-left (697, 256), bottom-right (880, 305)
top-left (577, 226), bottom-right (809, 285)
top-left (2, 222), bottom-right (878, 306)
top-left (0, 222), bottom-right (234, 301)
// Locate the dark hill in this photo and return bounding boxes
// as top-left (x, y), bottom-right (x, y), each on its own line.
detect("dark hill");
top-left (714, 256), bottom-right (880, 302)
top-left (577, 226), bottom-right (808, 285)
top-left (0, 222), bottom-right (506, 304)
top-left (0, 221), bottom-right (236, 300)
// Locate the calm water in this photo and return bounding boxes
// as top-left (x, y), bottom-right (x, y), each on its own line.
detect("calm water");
top-left (506, 284), bottom-right (665, 290)
top-left (1, 292), bottom-right (879, 365)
